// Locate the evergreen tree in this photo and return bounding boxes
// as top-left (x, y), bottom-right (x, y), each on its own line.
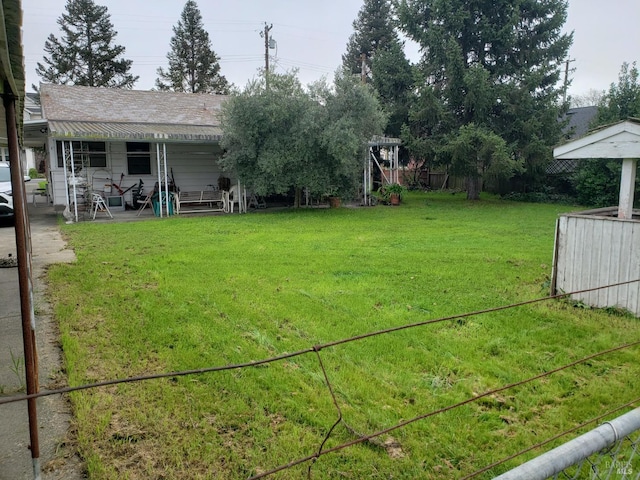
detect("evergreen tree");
top-left (342, 0), bottom-right (399, 80)
top-left (370, 37), bottom-right (414, 137)
top-left (156, 0), bottom-right (230, 94)
top-left (35, 0), bottom-right (138, 89)
top-left (595, 62), bottom-right (640, 125)
top-left (398, 0), bottom-right (573, 198)
top-left (342, 0), bottom-right (414, 137)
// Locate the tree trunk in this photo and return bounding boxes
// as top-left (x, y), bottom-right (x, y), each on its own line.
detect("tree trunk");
top-left (466, 176), bottom-right (481, 200)
top-left (294, 187), bottom-right (302, 208)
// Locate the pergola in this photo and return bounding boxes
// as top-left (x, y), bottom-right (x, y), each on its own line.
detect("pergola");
top-left (364, 135), bottom-right (401, 206)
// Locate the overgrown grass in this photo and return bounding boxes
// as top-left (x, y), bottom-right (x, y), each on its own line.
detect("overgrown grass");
top-left (48, 192), bottom-right (640, 479)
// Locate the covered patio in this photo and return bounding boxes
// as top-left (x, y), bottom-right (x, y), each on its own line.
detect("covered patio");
top-left (23, 84), bottom-right (248, 222)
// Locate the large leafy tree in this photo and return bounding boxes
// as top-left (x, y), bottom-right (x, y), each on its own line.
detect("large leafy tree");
top-left (35, 0), bottom-right (138, 89)
top-left (220, 71), bottom-right (386, 206)
top-left (155, 0), bottom-right (230, 94)
top-left (398, 0), bottom-right (572, 198)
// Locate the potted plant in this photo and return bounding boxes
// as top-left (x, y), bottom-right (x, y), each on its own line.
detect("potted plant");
top-left (325, 186), bottom-right (342, 208)
top-left (377, 183), bottom-right (406, 205)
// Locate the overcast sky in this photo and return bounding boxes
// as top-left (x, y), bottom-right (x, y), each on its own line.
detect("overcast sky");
top-left (21, 0), bottom-right (640, 100)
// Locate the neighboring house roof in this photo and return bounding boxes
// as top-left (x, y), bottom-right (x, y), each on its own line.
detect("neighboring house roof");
top-left (563, 106), bottom-right (598, 139)
top-left (24, 93), bottom-right (42, 120)
top-left (547, 106), bottom-right (599, 174)
top-left (39, 84), bottom-right (229, 143)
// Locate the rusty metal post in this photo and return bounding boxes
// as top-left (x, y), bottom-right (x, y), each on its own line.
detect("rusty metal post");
top-left (4, 86), bottom-right (41, 479)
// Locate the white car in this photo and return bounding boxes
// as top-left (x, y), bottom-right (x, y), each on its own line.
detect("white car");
top-left (0, 162), bottom-right (14, 221)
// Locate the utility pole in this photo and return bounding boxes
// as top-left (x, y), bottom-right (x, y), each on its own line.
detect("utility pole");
top-left (261, 23), bottom-right (273, 88)
top-left (360, 53), bottom-right (367, 84)
top-left (563, 58), bottom-right (575, 104)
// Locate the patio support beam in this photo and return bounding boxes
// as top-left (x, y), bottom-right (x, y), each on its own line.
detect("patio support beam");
top-left (618, 158), bottom-right (637, 219)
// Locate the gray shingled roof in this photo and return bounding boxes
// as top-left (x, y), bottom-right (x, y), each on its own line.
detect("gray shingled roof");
top-left (563, 106), bottom-right (598, 139)
top-left (39, 84), bottom-right (228, 142)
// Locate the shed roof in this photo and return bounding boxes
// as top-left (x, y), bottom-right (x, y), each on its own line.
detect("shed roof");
top-left (39, 84), bottom-right (228, 142)
top-left (554, 118), bottom-right (640, 159)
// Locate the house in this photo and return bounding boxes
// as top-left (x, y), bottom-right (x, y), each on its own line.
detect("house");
top-left (23, 84), bottom-right (237, 219)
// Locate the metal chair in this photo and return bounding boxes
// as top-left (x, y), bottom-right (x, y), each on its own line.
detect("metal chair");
top-left (90, 193), bottom-right (113, 220)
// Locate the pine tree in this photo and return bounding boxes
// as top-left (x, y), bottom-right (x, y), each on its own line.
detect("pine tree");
top-left (35, 0), bottom-right (138, 89)
top-left (398, 0), bottom-right (573, 198)
top-left (342, 0), bottom-right (413, 137)
top-left (155, 0), bottom-right (230, 94)
top-left (342, 0), bottom-right (399, 80)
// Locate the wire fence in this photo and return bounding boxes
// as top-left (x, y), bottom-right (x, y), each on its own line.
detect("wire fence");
top-left (2, 280), bottom-right (640, 479)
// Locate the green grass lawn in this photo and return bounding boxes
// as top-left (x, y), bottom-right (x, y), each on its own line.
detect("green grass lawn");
top-left (48, 192), bottom-right (640, 479)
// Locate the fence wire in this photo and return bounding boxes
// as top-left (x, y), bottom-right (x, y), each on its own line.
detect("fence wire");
top-left (2, 279), bottom-right (640, 479)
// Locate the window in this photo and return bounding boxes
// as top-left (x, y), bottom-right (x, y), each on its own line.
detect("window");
top-left (57, 141), bottom-right (107, 168)
top-left (126, 142), bottom-right (151, 175)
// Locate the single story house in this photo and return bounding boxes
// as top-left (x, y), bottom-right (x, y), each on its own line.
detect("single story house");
top-left (24, 84), bottom-right (239, 219)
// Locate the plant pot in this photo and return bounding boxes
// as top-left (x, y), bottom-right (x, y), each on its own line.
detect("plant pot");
top-left (329, 196), bottom-right (341, 208)
top-left (390, 193), bottom-right (400, 205)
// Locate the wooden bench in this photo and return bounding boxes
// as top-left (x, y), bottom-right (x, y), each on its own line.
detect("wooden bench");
top-left (176, 190), bottom-right (226, 214)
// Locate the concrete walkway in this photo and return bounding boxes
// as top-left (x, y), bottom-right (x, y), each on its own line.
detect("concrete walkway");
top-left (0, 184), bottom-right (83, 480)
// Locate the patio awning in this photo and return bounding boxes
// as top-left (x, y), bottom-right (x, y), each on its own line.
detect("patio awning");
top-left (47, 120), bottom-right (223, 143)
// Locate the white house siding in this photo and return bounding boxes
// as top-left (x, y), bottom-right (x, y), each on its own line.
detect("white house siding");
top-left (554, 214), bottom-right (640, 315)
top-left (160, 143), bottom-right (227, 192)
top-left (47, 139), bottom-right (228, 207)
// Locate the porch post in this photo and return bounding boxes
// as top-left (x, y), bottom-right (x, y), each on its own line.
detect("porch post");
top-left (618, 158), bottom-right (637, 219)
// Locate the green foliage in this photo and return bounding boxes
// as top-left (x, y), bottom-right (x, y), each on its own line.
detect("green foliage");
top-left (28, 167), bottom-right (38, 179)
top-left (370, 40), bottom-right (414, 136)
top-left (341, 0), bottom-right (398, 78)
top-left (35, 0), bottom-right (138, 89)
top-left (342, 0), bottom-right (414, 137)
top-left (595, 62), bottom-right (640, 125)
top-left (155, 0), bottom-right (230, 94)
top-left (397, 0), bottom-right (572, 194)
top-left (220, 71), bottom-right (386, 204)
top-left (444, 123), bottom-right (523, 200)
top-left (376, 182), bottom-right (407, 203)
top-left (571, 158), bottom-right (640, 208)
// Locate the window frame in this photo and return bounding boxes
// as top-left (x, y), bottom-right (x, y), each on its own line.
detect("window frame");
top-left (126, 142), bottom-right (152, 175)
top-left (56, 141), bottom-right (107, 169)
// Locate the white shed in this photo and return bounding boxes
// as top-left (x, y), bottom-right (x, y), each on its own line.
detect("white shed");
top-left (551, 118), bottom-right (640, 315)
